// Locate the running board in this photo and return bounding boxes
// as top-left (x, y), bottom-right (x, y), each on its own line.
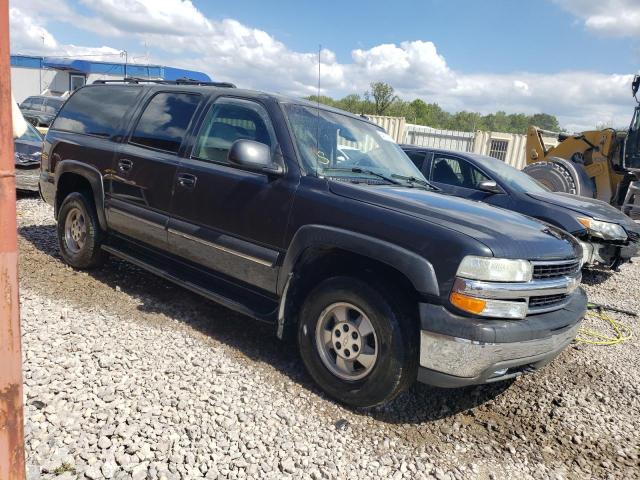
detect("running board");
top-left (101, 237), bottom-right (278, 324)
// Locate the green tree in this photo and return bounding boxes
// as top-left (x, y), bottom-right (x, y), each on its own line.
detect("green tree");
top-left (304, 84), bottom-right (562, 134)
top-left (530, 113), bottom-right (561, 131)
top-left (368, 82), bottom-right (398, 115)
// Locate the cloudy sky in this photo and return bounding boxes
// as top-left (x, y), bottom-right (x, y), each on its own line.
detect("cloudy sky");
top-left (8, 0), bottom-right (640, 131)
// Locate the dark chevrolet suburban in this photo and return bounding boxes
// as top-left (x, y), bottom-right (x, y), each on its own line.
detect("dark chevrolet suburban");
top-left (40, 81), bottom-right (587, 407)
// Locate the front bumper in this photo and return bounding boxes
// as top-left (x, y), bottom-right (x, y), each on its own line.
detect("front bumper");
top-left (581, 239), bottom-right (639, 269)
top-left (417, 287), bottom-right (586, 387)
top-left (15, 165), bottom-right (40, 191)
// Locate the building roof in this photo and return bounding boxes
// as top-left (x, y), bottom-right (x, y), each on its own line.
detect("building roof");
top-left (10, 55), bottom-right (211, 82)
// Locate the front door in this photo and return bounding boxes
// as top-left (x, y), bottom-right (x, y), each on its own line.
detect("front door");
top-left (429, 154), bottom-right (493, 201)
top-left (108, 91), bottom-right (202, 250)
top-left (168, 97), bottom-right (297, 293)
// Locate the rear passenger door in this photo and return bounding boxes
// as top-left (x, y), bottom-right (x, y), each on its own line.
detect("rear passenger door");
top-left (168, 96), bottom-right (297, 293)
top-left (108, 91), bottom-right (202, 251)
top-left (429, 154), bottom-right (492, 201)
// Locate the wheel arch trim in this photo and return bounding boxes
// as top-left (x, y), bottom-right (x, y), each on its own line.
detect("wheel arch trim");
top-left (277, 225), bottom-right (439, 296)
top-left (54, 160), bottom-right (107, 230)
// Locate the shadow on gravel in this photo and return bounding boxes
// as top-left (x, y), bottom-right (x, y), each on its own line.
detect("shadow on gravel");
top-left (19, 223), bottom-right (511, 423)
top-left (16, 190), bottom-right (40, 200)
top-left (581, 267), bottom-right (614, 286)
top-left (368, 380), bottom-right (514, 425)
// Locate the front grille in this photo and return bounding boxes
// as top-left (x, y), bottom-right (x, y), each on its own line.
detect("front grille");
top-left (628, 230), bottom-right (639, 243)
top-left (529, 294), bottom-right (568, 309)
top-left (532, 260), bottom-right (580, 280)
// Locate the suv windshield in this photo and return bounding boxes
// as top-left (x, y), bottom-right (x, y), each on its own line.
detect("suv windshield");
top-left (474, 154), bottom-right (549, 193)
top-left (283, 103), bottom-right (425, 184)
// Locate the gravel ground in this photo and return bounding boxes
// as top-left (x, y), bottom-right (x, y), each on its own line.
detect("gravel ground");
top-left (15, 194), bottom-right (640, 480)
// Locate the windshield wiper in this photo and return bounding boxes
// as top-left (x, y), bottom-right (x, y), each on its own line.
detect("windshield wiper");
top-left (323, 167), bottom-right (403, 186)
top-left (392, 174), bottom-right (440, 191)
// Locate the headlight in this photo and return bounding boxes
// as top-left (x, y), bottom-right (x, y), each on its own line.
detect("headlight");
top-left (456, 255), bottom-right (533, 282)
top-left (577, 217), bottom-right (627, 241)
top-left (578, 241), bottom-right (593, 267)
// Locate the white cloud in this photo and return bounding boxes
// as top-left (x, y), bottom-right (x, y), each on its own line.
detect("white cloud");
top-left (8, 0), bottom-right (639, 131)
top-left (555, 0), bottom-right (640, 37)
top-left (79, 0), bottom-right (212, 36)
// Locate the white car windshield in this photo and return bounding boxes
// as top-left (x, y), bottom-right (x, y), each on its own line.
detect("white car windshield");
top-left (283, 103), bottom-right (426, 185)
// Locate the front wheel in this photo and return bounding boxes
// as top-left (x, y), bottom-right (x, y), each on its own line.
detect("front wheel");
top-left (297, 276), bottom-right (418, 408)
top-left (57, 192), bottom-right (105, 269)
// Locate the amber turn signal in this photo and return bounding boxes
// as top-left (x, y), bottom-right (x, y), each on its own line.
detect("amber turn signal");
top-left (450, 292), bottom-right (487, 315)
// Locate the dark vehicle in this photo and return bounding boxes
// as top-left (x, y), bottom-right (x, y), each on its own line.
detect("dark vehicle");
top-left (402, 146), bottom-right (640, 270)
top-left (19, 95), bottom-right (66, 128)
top-left (40, 81), bottom-right (586, 407)
top-left (15, 122), bottom-right (43, 191)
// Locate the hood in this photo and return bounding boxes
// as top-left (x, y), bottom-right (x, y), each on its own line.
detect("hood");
top-left (527, 191), bottom-right (639, 231)
top-left (330, 181), bottom-right (581, 261)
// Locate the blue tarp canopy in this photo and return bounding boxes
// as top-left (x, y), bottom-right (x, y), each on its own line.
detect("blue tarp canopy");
top-left (38, 57), bottom-right (211, 81)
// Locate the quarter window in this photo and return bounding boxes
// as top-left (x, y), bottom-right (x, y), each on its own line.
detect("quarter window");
top-left (193, 99), bottom-right (275, 164)
top-left (130, 92), bottom-right (201, 153)
top-left (432, 156), bottom-right (490, 190)
top-left (52, 86), bottom-right (141, 137)
top-left (405, 151), bottom-right (427, 170)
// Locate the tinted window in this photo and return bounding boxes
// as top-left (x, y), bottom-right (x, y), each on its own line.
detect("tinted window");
top-left (405, 151), bottom-right (426, 170)
top-left (52, 86), bottom-right (141, 138)
top-left (130, 92), bottom-right (201, 153)
top-left (431, 156), bottom-right (490, 189)
top-left (193, 99), bottom-right (274, 163)
top-left (43, 98), bottom-right (64, 114)
top-left (24, 97), bottom-right (43, 110)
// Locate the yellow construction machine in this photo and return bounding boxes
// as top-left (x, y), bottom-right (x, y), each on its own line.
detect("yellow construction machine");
top-left (523, 75), bottom-right (640, 216)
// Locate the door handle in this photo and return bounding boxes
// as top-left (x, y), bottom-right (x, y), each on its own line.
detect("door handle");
top-left (118, 159), bottom-right (133, 172)
top-left (177, 173), bottom-right (197, 189)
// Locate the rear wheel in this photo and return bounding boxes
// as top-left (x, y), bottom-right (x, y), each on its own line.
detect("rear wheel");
top-left (297, 276), bottom-right (418, 408)
top-left (523, 158), bottom-right (595, 198)
top-left (57, 192), bottom-right (105, 269)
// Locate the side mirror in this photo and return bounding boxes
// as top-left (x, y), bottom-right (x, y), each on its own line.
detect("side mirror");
top-left (228, 139), bottom-right (283, 175)
top-left (478, 179), bottom-right (504, 194)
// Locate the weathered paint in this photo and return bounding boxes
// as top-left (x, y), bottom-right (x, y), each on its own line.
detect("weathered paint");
top-left (0, 0), bottom-right (26, 477)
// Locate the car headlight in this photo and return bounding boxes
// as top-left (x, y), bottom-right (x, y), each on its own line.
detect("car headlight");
top-left (456, 255), bottom-right (533, 282)
top-left (577, 217), bottom-right (627, 241)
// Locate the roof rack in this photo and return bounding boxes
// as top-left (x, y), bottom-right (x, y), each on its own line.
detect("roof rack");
top-left (92, 77), bottom-right (236, 88)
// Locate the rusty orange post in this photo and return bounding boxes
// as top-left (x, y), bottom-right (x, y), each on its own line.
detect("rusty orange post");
top-left (0, 0), bottom-right (26, 478)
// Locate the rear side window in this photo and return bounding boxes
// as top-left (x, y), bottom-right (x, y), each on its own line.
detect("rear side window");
top-left (129, 92), bottom-right (201, 153)
top-left (52, 86), bottom-right (141, 138)
top-left (23, 97), bottom-right (43, 110)
top-left (44, 98), bottom-right (64, 114)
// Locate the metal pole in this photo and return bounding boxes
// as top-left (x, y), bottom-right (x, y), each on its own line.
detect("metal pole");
top-left (0, 0), bottom-right (26, 477)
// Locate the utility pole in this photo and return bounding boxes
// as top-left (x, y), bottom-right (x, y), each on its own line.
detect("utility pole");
top-left (121, 49), bottom-right (128, 79)
top-left (0, 0), bottom-right (26, 477)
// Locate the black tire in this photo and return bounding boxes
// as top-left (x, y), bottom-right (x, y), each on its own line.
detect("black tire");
top-left (297, 276), bottom-right (418, 408)
top-left (523, 158), bottom-right (595, 198)
top-left (57, 192), bottom-right (105, 269)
